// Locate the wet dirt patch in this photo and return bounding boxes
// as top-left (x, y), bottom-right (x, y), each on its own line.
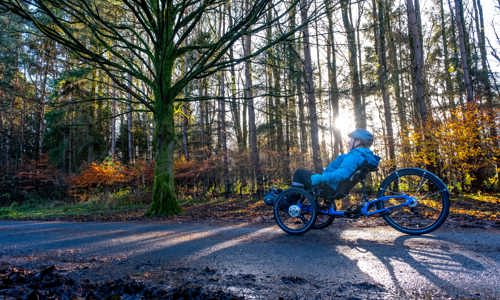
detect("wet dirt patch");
top-left (0, 263), bottom-right (244, 299)
top-left (281, 275), bottom-right (308, 285)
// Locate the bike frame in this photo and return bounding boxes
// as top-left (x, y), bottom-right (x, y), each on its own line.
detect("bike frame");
top-left (304, 194), bottom-right (416, 217)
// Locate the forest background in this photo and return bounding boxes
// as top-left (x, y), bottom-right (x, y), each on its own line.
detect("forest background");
top-left (0, 0), bottom-right (498, 218)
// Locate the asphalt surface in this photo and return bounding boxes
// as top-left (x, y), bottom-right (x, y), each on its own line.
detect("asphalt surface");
top-left (0, 220), bottom-right (499, 299)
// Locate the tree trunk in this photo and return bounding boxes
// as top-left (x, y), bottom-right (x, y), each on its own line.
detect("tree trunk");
top-left (110, 83), bottom-right (117, 158)
top-left (374, 0), bottom-right (395, 166)
top-left (219, 70), bottom-right (230, 194)
top-left (182, 57), bottom-right (190, 161)
top-left (229, 60), bottom-right (243, 150)
top-left (439, 0), bottom-right (454, 108)
top-left (243, 0), bottom-right (262, 193)
top-left (314, 0), bottom-right (326, 157)
top-left (341, 0), bottom-right (365, 129)
top-left (473, 0), bottom-right (496, 137)
top-left (150, 94), bottom-right (180, 215)
top-left (406, 0), bottom-right (428, 125)
top-left (218, 7), bottom-right (230, 194)
top-left (36, 40), bottom-right (52, 160)
top-left (386, 0), bottom-right (407, 132)
top-left (300, 0), bottom-right (322, 172)
top-left (325, 1), bottom-right (342, 158)
top-left (287, 4), bottom-right (299, 155)
top-left (227, 1), bottom-right (244, 151)
top-left (149, 7), bottom-right (180, 216)
top-left (355, 1), bottom-right (366, 124)
top-left (448, 0), bottom-right (463, 105)
top-left (127, 73), bottom-right (134, 163)
top-left (297, 76), bottom-right (308, 156)
top-left (454, 0), bottom-right (474, 103)
top-left (266, 3), bottom-right (276, 151)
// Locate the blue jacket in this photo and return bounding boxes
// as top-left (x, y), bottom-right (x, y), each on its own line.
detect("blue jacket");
top-left (311, 147), bottom-right (380, 190)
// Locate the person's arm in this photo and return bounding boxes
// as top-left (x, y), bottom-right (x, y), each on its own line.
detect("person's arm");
top-left (321, 151), bottom-right (364, 187)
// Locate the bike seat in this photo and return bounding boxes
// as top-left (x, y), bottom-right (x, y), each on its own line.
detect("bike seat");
top-left (328, 167), bottom-right (375, 199)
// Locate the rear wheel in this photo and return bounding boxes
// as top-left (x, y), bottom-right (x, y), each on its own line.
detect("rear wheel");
top-left (377, 168), bottom-right (450, 235)
top-left (273, 187), bottom-right (317, 235)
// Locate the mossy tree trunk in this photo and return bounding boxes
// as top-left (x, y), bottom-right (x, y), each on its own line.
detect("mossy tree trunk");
top-left (149, 3), bottom-right (180, 216)
top-left (149, 95), bottom-right (181, 216)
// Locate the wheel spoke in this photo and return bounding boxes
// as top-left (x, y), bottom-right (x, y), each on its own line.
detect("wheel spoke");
top-left (274, 188), bottom-right (317, 235)
top-left (415, 177), bottom-right (429, 194)
top-left (378, 169), bottom-right (449, 235)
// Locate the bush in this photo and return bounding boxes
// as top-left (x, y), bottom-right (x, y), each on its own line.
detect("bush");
top-left (400, 104), bottom-right (498, 193)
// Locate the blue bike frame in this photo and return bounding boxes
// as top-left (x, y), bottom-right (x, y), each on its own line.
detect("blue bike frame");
top-left (306, 194), bottom-right (417, 217)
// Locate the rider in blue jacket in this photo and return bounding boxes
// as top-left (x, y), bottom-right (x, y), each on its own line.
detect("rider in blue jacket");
top-left (310, 128), bottom-right (380, 191)
top-left (264, 129), bottom-right (380, 206)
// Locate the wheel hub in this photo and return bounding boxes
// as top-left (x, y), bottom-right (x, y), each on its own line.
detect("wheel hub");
top-left (288, 205), bottom-right (301, 217)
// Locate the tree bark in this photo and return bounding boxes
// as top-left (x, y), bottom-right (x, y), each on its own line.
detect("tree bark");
top-left (300, 0), bottom-right (322, 172)
top-left (243, 0), bottom-right (262, 193)
top-left (374, 0), bottom-right (395, 166)
top-left (439, 0), bottom-right (454, 108)
top-left (473, 0), bottom-right (496, 138)
top-left (218, 70), bottom-right (230, 194)
top-left (386, 0), bottom-right (407, 132)
top-left (218, 7), bottom-right (230, 194)
top-left (447, 0), bottom-right (463, 104)
top-left (227, 1), bottom-right (243, 151)
top-left (287, 4), bottom-right (299, 154)
top-left (341, 0), bottom-right (365, 129)
top-left (149, 3), bottom-right (180, 216)
top-left (297, 75), bottom-right (308, 155)
top-left (36, 40), bottom-right (52, 160)
top-left (110, 83), bottom-right (117, 158)
top-left (127, 72), bottom-right (134, 163)
top-left (454, 0), bottom-right (474, 103)
top-left (406, 0), bottom-right (428, 125)
top-left (182, 57), bottom-right (190, 161)
top-left (325, 1), bottom-right (342, 158)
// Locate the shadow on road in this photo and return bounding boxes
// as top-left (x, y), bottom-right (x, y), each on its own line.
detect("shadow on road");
top-left (0, 221), bottom-right (497, 298)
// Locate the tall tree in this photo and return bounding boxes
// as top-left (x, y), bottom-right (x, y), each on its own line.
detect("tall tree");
top-left (385, 1), bottom-right (407, 133)
top-left (373, 0), bottom-right (395, 165)
top-left (217, 5), bottom-right (230, 194)
top-left (454, 0), bottom-right (474, 103)
top-left (243, 0), bottom-right (261, 193)
top-left (406, 0), bottom-right (428, 124)
top-left (341, 0), bottom-right (365, 129)
top-left (0, 0), bottom-right (302, 214)
top-left (439, 0), bottom-right (454, 108)
top-left (325, 0), bottom-right (342, 157)
top-left (300, 0), bottom-right (322, 172)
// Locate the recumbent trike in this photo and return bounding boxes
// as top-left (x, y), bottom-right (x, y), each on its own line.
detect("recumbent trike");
top-left (264, 167), bottom-right (450, 235)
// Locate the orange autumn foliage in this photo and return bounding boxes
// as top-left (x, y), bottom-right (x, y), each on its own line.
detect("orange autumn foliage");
top-left (400, 104), bottom-right (498, 192)
top-left (70, 160), bottom-right (129, 189)
top-left (69, 159), bottom-right (154, 200)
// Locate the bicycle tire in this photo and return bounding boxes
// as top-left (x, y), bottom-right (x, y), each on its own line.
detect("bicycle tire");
top-left (273, 187), bottom-right (317, 235)
top-left (377, 168), bottom-right (450, 235)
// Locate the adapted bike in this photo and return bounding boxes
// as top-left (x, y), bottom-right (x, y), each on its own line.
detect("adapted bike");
top-left (265, 168), bottom-right (450, 235)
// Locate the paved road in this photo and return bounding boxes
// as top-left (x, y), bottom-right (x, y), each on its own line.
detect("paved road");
top-left (0, 220), bottom-right (498, 299)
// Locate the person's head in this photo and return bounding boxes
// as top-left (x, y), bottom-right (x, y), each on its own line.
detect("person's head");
top-left (348, 128), bottom-right (374, 150)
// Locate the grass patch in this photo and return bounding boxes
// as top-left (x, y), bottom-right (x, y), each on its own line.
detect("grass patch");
top-left (0, 199), bottom-right (148, 221)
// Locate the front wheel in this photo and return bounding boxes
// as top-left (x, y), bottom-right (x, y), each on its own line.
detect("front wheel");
top-left (273, 187), bottom-right (317, 235)
top-left (377, 168), bottom-right (450, 235)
